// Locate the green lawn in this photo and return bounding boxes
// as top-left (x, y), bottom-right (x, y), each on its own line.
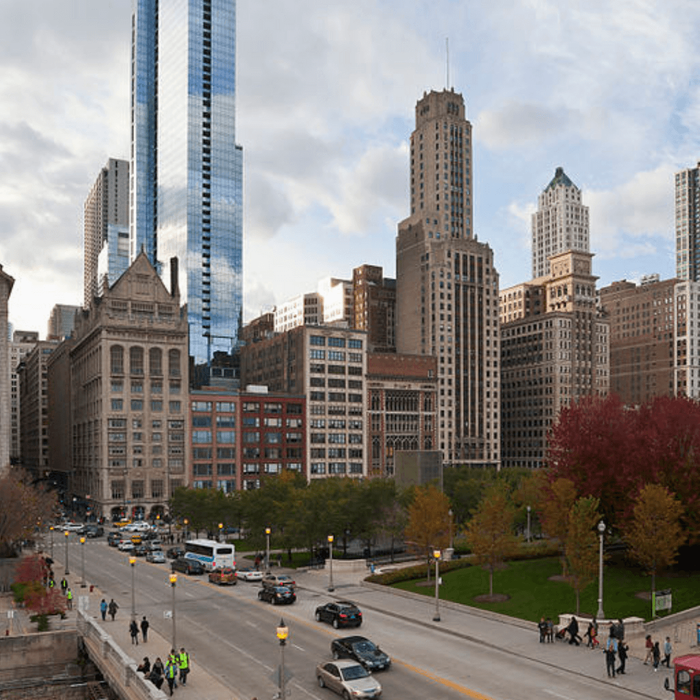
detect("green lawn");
top-left (393, 557), bottom-right (700, 623)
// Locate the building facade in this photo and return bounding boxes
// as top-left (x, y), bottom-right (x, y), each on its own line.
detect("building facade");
top-left (131, 0), bottom-right (243, 367)
top-left (500, 251), bottom-right (609, 468)
top-left (531, 167), bottom-right (589, 279)
top-left (675, 162), bottom-right (700, 282)
top-left (0, 264), bottom-right (15, 472)
top-left (353, 265), bottom-right (396, 353)
top-left (10, 330), bottom-right (39, 464)
top-left (67, 252), bottom-right (189, 521)
top-left (47, 305), bottom-right (80, 341)
top-left (84, 158), bottom-right (129, 306)
top-left (396, 88), bottom-right (501, 468)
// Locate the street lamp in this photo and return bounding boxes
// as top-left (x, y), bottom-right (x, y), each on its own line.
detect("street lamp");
top-left (169, 573), bottom-right (177, 649)
top-left (448, 509), bottom-right (454, 550)
top-left (596, 520), bottom-right (606, 620)
top-left (327, 535), bottom-right (335, 592)
top-left (276, 618), bottom-right (289, 700)
top-left (183, 518), bottom-right (189, 541)
top-left (80, 536), bottom-right (86, 588)
top-left (265, 527), bottom-right (271, 574)
top-left (218, 522), bottom-right (223, 543)
top-left (432, 549), bottom-right (441, 622)
top-left (129, 556), bottom-right (137, 619)
top-left (49, 526), bottom-right (54, 559)
top-left (526, 505), bottom-right (532, 543)
top-left (64, 530), bottom-right (70, 576)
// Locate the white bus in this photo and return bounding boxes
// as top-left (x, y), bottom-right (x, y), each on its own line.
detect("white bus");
top-left (184, 539), bottom-right (235, 571)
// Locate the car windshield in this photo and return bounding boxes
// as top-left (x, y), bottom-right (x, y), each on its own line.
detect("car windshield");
top-left (353, 641), bottom-right (376, 654)
top-left (341, 665), bottom-right (370, 681)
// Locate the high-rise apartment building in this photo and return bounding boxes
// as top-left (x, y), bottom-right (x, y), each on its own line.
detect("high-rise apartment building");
top-left (396, 89), bottom-right (500, 468)
top-left (84, 158), bottom-right (129, 306)
top-left (131, 0), bottom-right (243, 368)
top-left (10, 331), bottom-right (39, 464)
top-left (675, 162), bottom-right (700, 281)
top-left (353, 265), bottom-right (396, 353)
top-left (0, 264), bottom-right (15, 472)
top-left (531, 167), bottom-right (589, 279)
top-left (47, 304), bottom-right (80, 341)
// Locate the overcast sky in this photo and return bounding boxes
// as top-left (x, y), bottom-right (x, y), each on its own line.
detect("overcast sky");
top-left (1, 0), bottom-right (698, 335)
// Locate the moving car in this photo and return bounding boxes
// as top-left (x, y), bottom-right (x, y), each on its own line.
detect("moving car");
top-left (166, 545), bottom-right (185, 559)
top-left (133, 544), bottom-right (149, 557)
top-left (62, 522), bottom-right (85, 533)
top-left (258, 585), bottom-right (296, 605)
top-left (146, 549), bottom-right (166, 564)
top-left (262, 573), bottom-right (296, 590)
top-left (107, 532), bottom-right (122, 547)
top-left (171, 557), bottom-right (204, 576)
top-left (331, 636), bottom-right (391, 671)
top-left (117, 540), bottom-right (135, 552)
top-left (85, 525), bottom-right (104, 538)
top-left (316, 660), bottom-right (382, 699)
top-left (237, 567), bottom-right (263, 582)
top-left (315, 601), bottom-right (363, 629)
top-left (208, 567), bottom-right (237, 585)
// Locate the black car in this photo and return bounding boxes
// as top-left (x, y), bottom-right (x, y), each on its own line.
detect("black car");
top-left (107, 532), bottom-right (122, 547)
top-left (133, 544), bottom-right (149, 557)
top-left (85, 525), bottom-right (104, 538)
top-left (166, 545), bottom-right (185, 559)
top-left (258, 585), bottom-right (296, 605)
top-left (170, 557), bottom-right (204, 575)
top-left (315, 601), bottom-right (362, 629)
top-left (331, 636), bottom-right (391, 671)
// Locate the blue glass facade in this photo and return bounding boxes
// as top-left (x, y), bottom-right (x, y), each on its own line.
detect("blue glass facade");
top-left (131, 0), bottom-right (243, 368)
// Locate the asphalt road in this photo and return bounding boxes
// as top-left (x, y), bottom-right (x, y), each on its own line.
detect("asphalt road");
top-left (68, 537), bottom-right (663, 700)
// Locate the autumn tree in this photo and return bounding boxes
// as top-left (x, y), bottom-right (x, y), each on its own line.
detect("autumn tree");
top-left (12, 554), bottom-right (65, 631)
top-left (404, 485), bottom-right (451, 581)
top-left (565, 496), bottom-right (601, 615)
top-left (463, 483), bottom-right (518, 597)
top-left (624, 483), bottom-right (685, 597)
top-left (539, 477), bottom-right (578, 576)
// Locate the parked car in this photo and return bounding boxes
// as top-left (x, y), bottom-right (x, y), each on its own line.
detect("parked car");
top-left (237, 567), bottom-right (263, 582)
top-left (331, 636), bottom-right (391, 671)
top-left (166, 545), bottom-right (185, 559)
top-left (62, 522), bottom-right (85, 533)
top-left (258, 585), bottom-right (296, 605)
top-left (85, 525), bottom-right (104, 538)
top-left (208, 566), bottom-right (237, 585)
top-left (315, 601), bottom-right (362, 629)
top-left (316, 660), bottom-right (382, 699)
top-left (118, 540), bottom-right (135, 552)
top-left (133, 544), bottom-right (149, 557)
top-left (171, 558), bottom-right (204, 576)
top-left (262, 573), bottom-right (296, 590)
top-left (107, 532), bottom-right (122, 547)
top-left (146, 549), bottom-right (166, 564)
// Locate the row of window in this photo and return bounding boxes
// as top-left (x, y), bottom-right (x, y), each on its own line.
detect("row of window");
top-left (309, 336), bottom-right (363, 349)
top-left (110, 346), bottom-right (181, 377)
top-left (112, 399), bottom-right (181, 412)
top-left (191, 400), bottom-right (302, 414)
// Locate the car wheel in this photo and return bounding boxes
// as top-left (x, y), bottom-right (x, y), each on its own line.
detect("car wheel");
top-left (273, 597), bottom-right (278, 605)
top-left (315, 611), bottom-right (322, 622)
top-left (317, 676), bottom-right (325, 688)
top-left (332, 618), bottom-right (339, 629)
top-left (343, 691), bottom-right (351, 700)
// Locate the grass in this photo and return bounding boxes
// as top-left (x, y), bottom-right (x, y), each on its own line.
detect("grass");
top-left (393, 557), bottom-right (700, 623)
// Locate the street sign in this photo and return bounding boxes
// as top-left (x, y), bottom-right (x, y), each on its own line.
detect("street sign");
top-left (653, 588), bottom-right (672, 613)
top-left (7, 610), bottom-right (14, 619)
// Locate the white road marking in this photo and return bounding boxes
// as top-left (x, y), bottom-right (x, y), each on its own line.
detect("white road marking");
top-left (292, 643), bottom-right (305, 651)
top-left (544, 690), bottom-right (577, 700)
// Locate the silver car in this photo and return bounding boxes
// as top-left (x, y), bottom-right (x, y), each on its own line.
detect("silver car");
top-left (316, 660), bottom-right (382, 699)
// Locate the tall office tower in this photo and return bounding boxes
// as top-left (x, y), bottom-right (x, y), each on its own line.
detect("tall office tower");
top-left (84, 158), bottom-right (129, 306)
top-left (131, 0), bottom-right (243, 369)
top-left (396, 89), bottom-right (501, 468)
top-left (9, 330), bottom-right (39, 464)
top-left (0, 264), bottom-right (14, 472)
top-left (353, 265), bottom-right (396, 353)
top-left (675, 162), bottom-right (700, 281)
top-left (531, 167), bottom-right (589, 279)
top-left (47, 304), bottom-right (80, 340)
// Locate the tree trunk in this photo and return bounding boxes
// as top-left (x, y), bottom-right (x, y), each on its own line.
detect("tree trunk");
top-left (575, 589), bottom-right (580, 615)
top-left (489, 567), bottom-right (493, 596)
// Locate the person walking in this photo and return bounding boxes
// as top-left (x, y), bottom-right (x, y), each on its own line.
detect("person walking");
top-left (168, 649), bottom-right (179, 688)
top-left (108, 598), bottom-right (118, 621)
top-left (100, 599), bottom-right (108, 621)
top-left (164, 658), bottom-right (177, 696)
top-left (605, 633), bottom-right (618, 678)
top-left (178, 647), bottom-right (190, 685)
top-left (60, 577), bottom-right (68, 595)
top-left (129, 619), bottom-right (139, 645)
top-left (546, 617), bottom-right (554, 643)
top-left (148, 657), bottom-right (164, 690)
top-left (663, 637), bottom-right (673, 668)
top-left (66, 588), bottom-right (73, 610)
top-left (617, 640), bottom-right (628, 675)
top-left (653, 640), bottom-right (661, 671)
top-left (567, 616), bottom-right (581, 646)
top-left (140, 615), bottom-right (149, 643)
top-left (538, 617), bottom-right (547, 643)
top-left (644, 634), bottom-right (653, 664)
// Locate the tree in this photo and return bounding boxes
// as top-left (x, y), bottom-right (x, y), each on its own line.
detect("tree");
top-left (564, 496), bottom-right (601, 615)
top-left (624, 483), bottom-right (685, 598)
top-left (12, 554), bottom-right (65, 631)
top-left (463, 483), bottom-right (518, 597)
top-left (539, 478), bottom-right (578, 576)
top-left (404, 485), bottom-right (450, 581)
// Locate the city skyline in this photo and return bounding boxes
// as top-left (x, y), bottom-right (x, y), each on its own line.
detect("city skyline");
top-left (1, 1), bottom-right (698, 334)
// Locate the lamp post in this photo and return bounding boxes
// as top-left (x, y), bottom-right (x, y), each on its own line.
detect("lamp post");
top-left (130, 556), bottom-right (137, 619)
top-left (64, 530), bottom-right (70, 575)
top-left (448, 509), bottom-right (454, 550)
top-left (327, 535), bottom-right (335, 592)
top-left (49, 526), bottom-right (54, 559)
top-left (218, 522), bottom-right (223, 543)
top-left (80, 536), bottom-right (87, 587)
top-left (169, 573), bottom-right (177, 649)
top-left (432, 549), bottom-right (441, 622)
top-left (183, 518), bottom-right (189, 541)
top-left (265, 527), bottom-right (271, 574)
top-left (526, 505), bottom-right (532, 543)
top-left (276, 618), bottom-right (289, 700)
top-left (596, 520), bottom-right (606, 620)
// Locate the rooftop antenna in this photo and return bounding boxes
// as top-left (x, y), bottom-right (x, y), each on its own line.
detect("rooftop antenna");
top-left (445, 37), bottom-right (450, 89)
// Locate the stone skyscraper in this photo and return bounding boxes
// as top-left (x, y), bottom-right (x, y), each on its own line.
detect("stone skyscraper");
top-left (0, 264), bottom-right (14, 472)
top-left (131, 0), bottom-right (243, 368)
top-left (531, 167), bottom-right (589, 279)
top-left (675, 162), bottom-right (700, 281)
top-left (396, 89), bottom-right (500, 468)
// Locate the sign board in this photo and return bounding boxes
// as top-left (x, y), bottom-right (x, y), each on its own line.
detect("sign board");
top-left (7, 610), bottom-right (14, 619)
top-left (653, 589), bottom-right (672, 613)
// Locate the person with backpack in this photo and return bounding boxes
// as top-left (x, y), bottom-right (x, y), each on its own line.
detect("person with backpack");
top-left (129, 619), bottom-right (139, 645)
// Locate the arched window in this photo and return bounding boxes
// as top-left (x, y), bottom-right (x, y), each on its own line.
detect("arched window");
top-left (149, 348), bottom-right (162, 376)
top-left (130, 346), bottom-right (144, 375)
top-left (110, 346), bottom-right (124, 375)
top-left (168, 349), bottom-right (181, 377)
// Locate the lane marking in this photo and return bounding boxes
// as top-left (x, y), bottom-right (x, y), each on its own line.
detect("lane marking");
top-left (395, 659), bottom-right (495, 700)
top-left (544, 691), bottom-right (577, 700)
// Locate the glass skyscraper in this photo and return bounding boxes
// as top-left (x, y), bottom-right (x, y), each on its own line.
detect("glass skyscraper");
top-left (131, 0), bottom-right (243, 368)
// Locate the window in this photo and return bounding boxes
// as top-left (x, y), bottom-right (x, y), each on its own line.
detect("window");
top-left (217, 431), bottom-right (235, 444)
top-left (216, 415), bottom-right (235, 428)
top-left (110, 346), bottom-right (124, 374)
top-left (287, 403), bottom-right (302, 415)
top-left (151, 381), bottom-right (163, 394)
top-left (169, 382), bottom-right (181, 394)
top-left (192, 430), bottom-right (212, 444)
top-left (132, 480), bottom-right (144, 499)
top-left (265, 432), bottom-right (282, 444)
top-left (168, 349), bottom-right (181, 377)
top-left (243, 464), bottom-right (260, 474)
top-left (264, 403), bottom-right (282, 414)
top-left (108, 419), bottom-right (126, 429)
top-left (193, 447), bottom-right (211, 459)
top-left (310, 335), bottom-right (326, 346)
top-left (130, 346), bottom-right (144, 375)
top-left (243, 416), bottom-right (260, 427)
top-left (217, 447), bottom-right (235, 459)
top-left (349, 353), bottom-right (362, 363)
top-left (216, 402), bottom-right (236, 412)
top-left (243, 431), bottom-right (260, 443)
top-left (111, 399), bottom-right (123, 411)
top-left (151, 480), bottom-right (164, 498)
top-left (111, 380), bottom-right (123, 392)
top-left (286, 432), bottom-right (302, 443)
top-left (286, 418), bottom-right (302, 428)
top-left (328, 351), bottom-right (345, 361)
top-left (192, 415), bottom-right (212, 427)
top-left (149, 348), bottom-right (162, 376)
top-left (264, 417), bottom-right (282, 427)
top-left (131, 381), bottom-right (143, 393)
top-left (243, 447), bottom-right (260, 458)
top-left (192, 401), bottom-right (212, 412)
top-left (194, 464), bottom-right (213, 476)
top-left (328, 337), bottom-right (346, 347)
top-left (243, 402), bottom-right (260, 412)
top-left (151, 400), bottom-right (163, 412)
top-left (348, 339), bottom-right (362, 349)
top-left (169, 401), bottom-right (181, 412)
top-left (310, 349), bottom-right (325, 359)
top-left (217, 463), bottom-right (235, 476)
top-left (131, 399), bottom-right (144, 411)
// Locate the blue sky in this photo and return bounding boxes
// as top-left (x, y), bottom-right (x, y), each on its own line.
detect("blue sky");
top-left (1, 0), bottom-right (697, 333)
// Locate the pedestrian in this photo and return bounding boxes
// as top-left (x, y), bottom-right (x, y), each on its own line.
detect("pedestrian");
top-left (148, 657), bottom-right (164, 690)
top-left (643, 634), bottom-right (653, 664)
top-left (567, 616), bottom-right (581, 646)
top-left (100, 598), bottom-right (108, 621)
top-left (546, 617), bottom-right (554, 643)
top-left (663, 636), bottom-right (672, 668)
top-left (254, 554), bottom-right (261, 571)
top-left (538, 616), bottom-right (548, 643)
top-left (178, 646), bottom-right (190, 685)
top-left (140, 615), bottom-right (149, 643)
top-left (164, 658), bottom-right (177, 696)
top-left (60, 577), bottom-right (68, 595)
top-left (585, 620), bottom-right (597, 648)
top-left (48, 575), bottom-right (55, 590)
top-left (614, 618), bottom-right (625, 642)
top-left (605, 633), bottom-right (618, 678)
top-left (129, 619), bottom-right (139, 645)
top-left (137, 656), bottom-right (151, 674)
top-left (168, 649), bottom-right (179, 688)
top-left (617, 640), bottom-right (628, 675)
top-left (108, 598), bottom-right (118, 621)
top-left (653, 641), bottom-right (661, 671)
top-left (66, 588), bottom-right (73, 610)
